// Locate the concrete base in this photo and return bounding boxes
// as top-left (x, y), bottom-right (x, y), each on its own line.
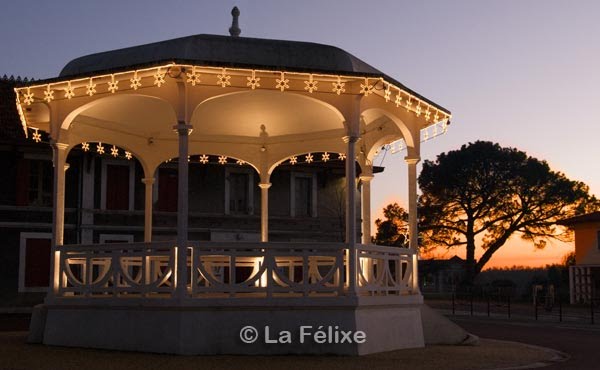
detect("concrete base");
top-left (36, 302), bottom-right (425, 355)
top-left (419, 304), bottom-right (479, 346)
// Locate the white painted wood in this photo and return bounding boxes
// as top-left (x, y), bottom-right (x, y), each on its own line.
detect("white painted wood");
top-left (18, 232), bottom-right (52, 293)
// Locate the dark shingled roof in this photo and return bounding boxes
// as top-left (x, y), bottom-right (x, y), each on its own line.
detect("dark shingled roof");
top-left (0, 76), bottom-right (27, 141)
top-left (558, 211), bottom-right (600, 226)
top-left (57, 34), bottom-right (449, 114)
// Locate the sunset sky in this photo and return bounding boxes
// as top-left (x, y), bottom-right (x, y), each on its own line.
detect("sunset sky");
top-left (1, 0), bottom-right (598, 268)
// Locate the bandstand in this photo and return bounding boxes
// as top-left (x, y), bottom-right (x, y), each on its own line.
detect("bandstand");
top-left (15, 11), bottom-right (454, 355)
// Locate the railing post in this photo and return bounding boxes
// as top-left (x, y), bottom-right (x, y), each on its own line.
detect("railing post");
top-left (452, 291), bottom-right (455, 315)
top-left (591, 299), bottom-right (595, 325)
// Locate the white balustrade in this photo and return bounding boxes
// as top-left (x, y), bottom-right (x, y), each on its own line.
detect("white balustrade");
top-left (54, 241), bottom-right (416, 301)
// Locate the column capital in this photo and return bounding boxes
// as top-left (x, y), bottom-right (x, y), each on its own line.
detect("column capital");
top-left (359, 174), bottom-right (374, 182)
top-left (404, 156), bottom-right (421, 165)
top-left (172, 122), bottom-right (193, 136)
top-left (258, 182), bottom-right (272, 189)
top-left (63, 163), bottom-right (70, 172)
top-left (342, 135), bottom-right (360, 144)
top-left (142, 177), bottom-right (155, 185)
top-left (51, 141), bottom-right (69, 151)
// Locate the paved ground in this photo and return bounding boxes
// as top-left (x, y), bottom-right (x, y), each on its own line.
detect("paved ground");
top-left (451, 315), bottom-right (600, 370)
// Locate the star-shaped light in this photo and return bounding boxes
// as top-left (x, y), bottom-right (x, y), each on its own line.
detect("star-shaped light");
top-left (96, 142), bottom-right (105, 154)
top-left (434, 112), bottom-right (440, 122)
top-left (338, 153), bottom-right (346, 160)
top-left (199, 154), bottom-right (209, 164)
top-left (23, 88), bottom-right (34, 105)
top-left (86, 79), bottom-right (97, 96)
top-left (305, 153), bottom-right (313, 163)
top-left (395, 93), bottom-right (403, 107)
top-left (218, 155), bottom-right (228, 164)
top-left (186, 67), bottom-right (201, 86)
top-left (110, 145), bottom-right (119, 157)
top-left (32, 129), bottom-right (41, 143)
top-left (424, 108), bottom-right (431, 121)
top-left (130, 72), bottom-right (142, 90)
top-left (321, 152), bottom-right (330, 162)
top-left (107, 75), bottom-right (119, 93)
top-left (332, 77), bottom-right (345, 95)
top-left (415, 103), bottom-right (422, 117)
top-left (154, 69), bottom-right (166, 87)
top-left (360, 78), bottom-right (373, 96)
top-left (217, 68), bottom-right (231, 87)
top-left (236, 159), bottom-right (246, 165)
top-left (275, 72), bottom-right (289, 92)
top-left (384, 87), bottom-right (392, 102)
top-left (64, 82), bottom-right (75, 99)
top-left (247, 70), bottom-right (260, 89)
top-left (405, 97), bottom-right (413, 112)
top-left (289, 156), bottom-right (298, 165)
top-left (125, 151), bottom-right (132, 160)
top-left (423, 129), bottom-right (429, 141)
top-left (304, 75), bottom-right (318, 93)
top-left (43, 86), bottom-right (54, 102)
top-left (81, 142), bottom-right (90, 151)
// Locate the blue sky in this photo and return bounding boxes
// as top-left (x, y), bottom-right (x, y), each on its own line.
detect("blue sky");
top-left (2, 0), bottom-right (598, 266)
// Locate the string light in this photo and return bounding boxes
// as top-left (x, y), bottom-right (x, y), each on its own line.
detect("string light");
top-left (289, 156), bottom-right (298, 165)
top-left (384, 85), bottom-right (391, 102)
top-left (395, 92), bottom-right (403, 107)
top-left (153, 68), bottom-right (166, 87)
top-left (415, 102), bottom-right (422, 117)
top-left (107, 75), bottom-right (118, 93)
top-left (275, 72), bottom-right (289, 92)
top-left (125, 151), bottom-right (132, 160)
top-left (338, 153), bottom-right (346, 160)
top-left (43, 85), bottom-right (54, 102)
top-left (304, 74), bottom-right (318, 93)
top-left (186, 66), bottom-right (201, 86)
top-left (64, 81), bottom-right (75, 99)
top-left (305, 153), bottom-right (314, 163)
top-left (130, 71), bottom-right (142, 90)
top-left (110, 145), bottom-right (119, 157)
top-left (199, 154), bottom-right (209, 164)
top-left (359, 78), bottom-right (373, 96)
top-left (236, 159), bottom-right (246, 165)
top-left (217, 68), bottom-right (231, 87)
top-left (332, 76), bottom-right (345, 95)
top-left (405, 97), bottom-right (413, 112)
top-left (32, 128), bottom-right (41, 143)
top-left (218, 155), bottom-right (228, 164)
top-left (247, 70), bottom-right (260, 89)
top-left (81, 142), bottom-right (90, 151)
top-left (322, 152), bottom-right (330, 162)
top-left (86, 78), bottom-right (96, 96)
top-left (96, 142), bottom-right (105, 154)
top-left (23, 88), bottom-right (34, 105)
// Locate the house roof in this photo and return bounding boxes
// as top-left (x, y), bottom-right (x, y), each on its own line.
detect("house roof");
top-left (0, 77), bottom-right (27, 141)
top-left (558, 211), bottom-right (600, 226)
top-left (55, 34), bottom-right (449, 114)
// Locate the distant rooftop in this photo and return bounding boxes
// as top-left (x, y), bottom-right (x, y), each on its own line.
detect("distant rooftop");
top-left (558, 211), bottom-right (600, 226)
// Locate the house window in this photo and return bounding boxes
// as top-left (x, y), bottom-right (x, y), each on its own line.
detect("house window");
top-left (19, 232), bottom-right (52, 292)
top-left (16, 158), bottom-right (53, 207)
top-left (225, 168), bottom-right (253, 215)
top-left (101, 159), bottom-right (135, 211)
top-left (291, 172), bottom-right (317, 217)
top-left (28, 160), bottom-right (53, 206)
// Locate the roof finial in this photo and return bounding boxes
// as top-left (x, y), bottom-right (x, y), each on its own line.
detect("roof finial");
top-left (229, 6), bottom-right (241, 37)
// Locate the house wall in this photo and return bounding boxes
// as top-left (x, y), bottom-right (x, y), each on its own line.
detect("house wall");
top-left (573, 222), bottom-right (600, 265)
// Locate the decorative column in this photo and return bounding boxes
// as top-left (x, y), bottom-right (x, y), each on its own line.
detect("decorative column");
top-left (359, 169), bottom-right (374, 245)
top-left (344, 135), bottom-right (359, 294)
top-left (405, 155), bottom-right (421, 292)
top-left (49, 142), bottom-right (69, 295)
top-left (174, 122), bottom-right (192, 299)
top-left (258, 181), bottom-right (271, 242)
top-left (141, 177), bottom-right (155, 242)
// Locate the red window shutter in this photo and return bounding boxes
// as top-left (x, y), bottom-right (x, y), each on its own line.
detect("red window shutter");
top-left (15, 158), bottom-right (30, 206)
top-left (24, 238), bottom-right (51, 288)
top-left (106, 165), bottom-right (130, 210)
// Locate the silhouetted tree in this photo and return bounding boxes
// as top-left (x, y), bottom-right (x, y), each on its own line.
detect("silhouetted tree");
top-left (418, 141), bottom-right (599, 284)
top-left (372, 203), bottom-right (409, 247)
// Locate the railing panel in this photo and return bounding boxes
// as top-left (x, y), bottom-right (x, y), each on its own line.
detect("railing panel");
top-left (55, 241), bottom-right (416, 301)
